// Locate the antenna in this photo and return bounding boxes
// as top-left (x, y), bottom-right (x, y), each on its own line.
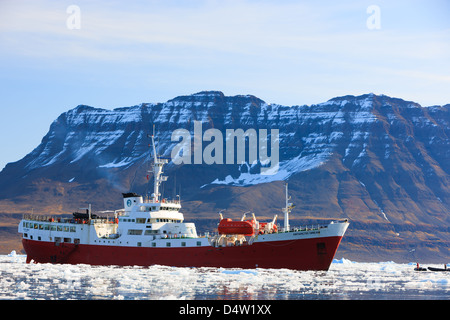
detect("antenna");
top-left (173, 173), bottom-right (176, 199)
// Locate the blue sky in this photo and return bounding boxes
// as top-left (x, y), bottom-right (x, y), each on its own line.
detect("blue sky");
top-left (0, 0), bottom-right (449, 170)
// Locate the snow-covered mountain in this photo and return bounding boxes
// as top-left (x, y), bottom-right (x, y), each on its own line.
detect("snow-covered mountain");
top-left (0, 91), bottom-right (449, 261)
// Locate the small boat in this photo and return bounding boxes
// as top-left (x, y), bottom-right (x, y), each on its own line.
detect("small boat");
top-left (427, 266), bottom-right (449, 272)
top-left (414, 263), bottom-right (427, 271)
top-left (414, 267), bottom-right (427, 271)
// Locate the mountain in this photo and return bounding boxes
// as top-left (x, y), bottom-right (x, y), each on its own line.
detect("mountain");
top-left (0, 91), bottom-right (449, 262)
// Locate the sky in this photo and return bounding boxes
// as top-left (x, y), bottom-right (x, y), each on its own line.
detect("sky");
top-left (0, 0), bottom-right (449, 170)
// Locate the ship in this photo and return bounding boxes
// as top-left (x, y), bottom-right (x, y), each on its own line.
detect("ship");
top-left (18, 134), bottom-right (349, 271)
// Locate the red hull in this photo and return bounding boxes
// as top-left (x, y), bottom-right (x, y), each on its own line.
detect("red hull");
top-left (22, 235), bottom-right (343, 271)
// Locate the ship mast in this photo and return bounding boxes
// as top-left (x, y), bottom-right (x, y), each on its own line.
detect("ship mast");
top-left (149, 129), bottom-right (168, 203)
top-left (283, 183), bottom-right (294, 231)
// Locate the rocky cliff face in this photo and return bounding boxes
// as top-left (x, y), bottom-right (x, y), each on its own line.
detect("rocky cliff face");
top-left (0, 91), bottom-right (449, 261)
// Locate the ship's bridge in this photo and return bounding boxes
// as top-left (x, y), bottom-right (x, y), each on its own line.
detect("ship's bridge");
top-left (117, 193), bottom-right (197, 238)
top-left (121, 193), bottom-right (184, 222)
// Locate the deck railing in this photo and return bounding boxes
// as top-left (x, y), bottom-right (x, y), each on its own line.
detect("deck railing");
top-left (22, 214), bottom-right (116, 224)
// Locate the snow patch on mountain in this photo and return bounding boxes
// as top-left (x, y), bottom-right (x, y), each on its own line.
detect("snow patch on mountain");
top-left (209, 151), bottom-right (330, 186)
top-left (98, 158), bottom-right (134, 168)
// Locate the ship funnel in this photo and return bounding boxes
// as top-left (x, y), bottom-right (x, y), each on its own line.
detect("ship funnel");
top-left (122, 193), bottom-right (143, 211)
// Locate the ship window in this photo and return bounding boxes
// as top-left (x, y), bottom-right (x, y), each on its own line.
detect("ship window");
top-left (166, 242), bottom-right (171, 247)
top-left (34, 223), bottom-right (38, 229)
top-left (24, 233), bottom-right (28, 238)
top-left (64, 226), bottom-right (69, 232)
top-left (197, 241), bottom-right (201, 246)
top-left (74, 239), bottom-right (80, 244)
top-left (152, 242), bottom-right (156, 247)
top-left (181, 242), bottom-right (186, 247)
top-left (64, 238), bottom-right (71, 243)
top-left (137, 242), bottom-right (141, 247)
top-left (136, 218), bottom-right (146, 224)
top-left (127, 229), bottom-right (143, 235)
top-left (57, 226), bottom-right (62, 231)
top-left (44, 224), bottom-right (49, 230)
top-left (70, 227), bottom-right (76, 232)
top-left (38, 236), bottom-right (41, 241)
top-left (39, 224), bottom-right (43, 230)
top-left (50, 225), bottom-right (56, 231)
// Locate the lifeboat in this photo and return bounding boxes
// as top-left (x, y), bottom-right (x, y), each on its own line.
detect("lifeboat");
top-left (218, 218), bottom-right (255, 236)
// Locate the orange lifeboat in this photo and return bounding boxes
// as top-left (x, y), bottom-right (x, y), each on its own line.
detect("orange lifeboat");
top-left (218, 218), bottom-right (255, 236)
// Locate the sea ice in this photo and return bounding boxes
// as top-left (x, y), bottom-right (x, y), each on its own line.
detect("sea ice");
top-left (0, 254), bottom-right (448, 300)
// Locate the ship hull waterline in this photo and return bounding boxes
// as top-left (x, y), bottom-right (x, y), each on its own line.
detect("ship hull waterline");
top-left (22, 235), bottom-right (343, 271)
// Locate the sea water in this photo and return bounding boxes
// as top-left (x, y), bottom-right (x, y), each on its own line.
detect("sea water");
top-left (0, 251), bottom-right (448, 300)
